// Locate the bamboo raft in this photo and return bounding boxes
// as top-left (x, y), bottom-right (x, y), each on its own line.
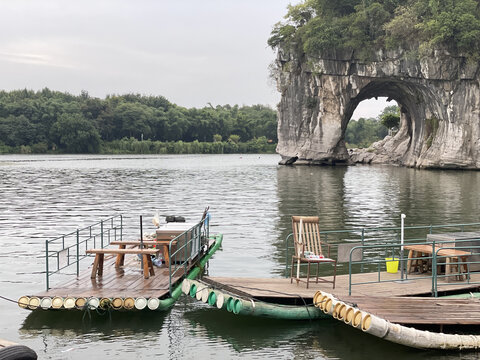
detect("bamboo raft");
top-left (17, 213), bottom-right (223, 312)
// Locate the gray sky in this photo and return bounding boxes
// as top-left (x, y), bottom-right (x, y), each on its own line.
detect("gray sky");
top-left (0, 0), bottom-right (387, 118)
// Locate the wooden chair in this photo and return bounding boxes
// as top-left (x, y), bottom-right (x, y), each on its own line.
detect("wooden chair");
top-left (290, 216), bottom-right (336, 289)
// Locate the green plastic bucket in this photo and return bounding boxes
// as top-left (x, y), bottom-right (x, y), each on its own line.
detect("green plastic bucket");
top-left (385, 257), bottom-right (399, 273)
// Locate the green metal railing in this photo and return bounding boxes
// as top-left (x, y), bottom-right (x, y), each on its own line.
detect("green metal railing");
top-left (168, 218), bottom-right (209, 295)
top-left (284, 221), bottom-right (480, 295)
top-left (347, 237), bottom-right (480, 296)
top-left (45, 215), bottom-right (123, 290)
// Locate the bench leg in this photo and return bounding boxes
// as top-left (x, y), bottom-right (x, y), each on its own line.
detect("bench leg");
top-left (115, 244), bottom-right (126, 267)
top-left (91, 254), bottom-right (104, 279)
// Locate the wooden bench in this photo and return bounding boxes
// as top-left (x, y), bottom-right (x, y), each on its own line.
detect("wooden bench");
top-left (86, 248), bottom-right (160, 279)
top-left (109, 239), bottom-right (178, 267)
top-left (404, 244), bottom-right (471, 282)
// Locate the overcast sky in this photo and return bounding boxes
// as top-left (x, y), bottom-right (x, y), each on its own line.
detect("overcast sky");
top-left (0, 0), bottom-right (388, 119)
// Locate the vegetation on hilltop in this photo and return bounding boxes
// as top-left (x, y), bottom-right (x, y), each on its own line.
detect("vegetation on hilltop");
top-left (269, 0), bottom-right (480, 60)
top-left (0, 89), bottom-right (277, 154)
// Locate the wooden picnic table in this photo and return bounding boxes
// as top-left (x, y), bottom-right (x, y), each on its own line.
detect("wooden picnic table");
top-left (110, 239), bottom-right (178, 267)
top-left (86, 247), bottom-right (160, 279)
top-left (404, 244), bottom-right (471, 282)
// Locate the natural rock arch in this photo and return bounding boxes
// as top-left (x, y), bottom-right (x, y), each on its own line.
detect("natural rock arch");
top-left (274, 48), bottom-right (480, 169)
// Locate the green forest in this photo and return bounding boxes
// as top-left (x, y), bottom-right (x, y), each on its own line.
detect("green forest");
top-left (269, 0), bottom-right (480, 60)
top-left (0, 89), bottom-right (277, 154)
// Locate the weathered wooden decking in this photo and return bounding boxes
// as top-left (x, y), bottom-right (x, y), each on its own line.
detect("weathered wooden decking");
top-left (204, 273), bottom-right (480, 325)
top-left (35, 254), bottom-right (184, 299)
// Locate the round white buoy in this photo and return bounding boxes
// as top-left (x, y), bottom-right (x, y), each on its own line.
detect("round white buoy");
top-left (51, 296), bottom-right (64, 309)
top-left (216, 292), bottom-right (224, 309)
top-left (40, 297), bottom-right (52, 310)
top-left (63, 297), bottom-right (76, 309)
top-left (87, 297), bottom-right (99, 310)
top-left (147, 298), bottom-right (160, 310)
top-left (135, 297), bottom-right (147, 310)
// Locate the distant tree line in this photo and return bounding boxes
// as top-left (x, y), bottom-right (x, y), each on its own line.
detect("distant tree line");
top-left (0, 89), bottom-right (278, 154)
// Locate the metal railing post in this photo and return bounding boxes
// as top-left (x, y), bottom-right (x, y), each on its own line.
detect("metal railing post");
top-left (433, 240), bottom-right (436, 295)
top-left (120, 215), bottom-right (123, 241)
top-left (46, 240), bottom-right (49, 290)
top-left (76, 229), bottom-right (80, 276)
top-left (101, 220), bottom-right (104, 248)
top-left (361, 229), bottom-right (365, 272)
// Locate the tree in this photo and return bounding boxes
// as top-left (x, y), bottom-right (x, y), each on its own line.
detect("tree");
top-left (380, 105), bottom-right (400, 130)
top-left (50, 113), bottom-right (101, 153)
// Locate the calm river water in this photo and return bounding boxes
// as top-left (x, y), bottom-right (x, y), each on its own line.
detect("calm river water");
top-left (1, 154), bottom-right (479, 359)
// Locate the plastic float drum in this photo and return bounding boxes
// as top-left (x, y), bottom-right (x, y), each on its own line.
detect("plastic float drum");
top-left (147, 298), bottom-right (160, 310)
top-left (18, 296), bottom-right (30, 309)
top-left (123, 297), bottom-right (135, 310)
top-left (216, 293), bottom-right (224, 309)
top-left (27, 297), bottom-right (40, 310)
top-left (75, 297), bottom-right (87, 309)
top-left (135, 297), bottom-right (147, 310)
top-left (207, 290), bottom-right (217, 306)
top-left (111, 298), bottom-right (124, 310)
top-left (51, 296), bottom-right (64, 309)
top-left (63, 297), bottom-right (76, 310)
top-left (201, 288), bottom-right (209, 303)
top-left (40, 297), bottom-right (52, 310)
top-left (99, 298), bottom-right (111, 310)
top-left (86, 297), bottom-right (99, 310)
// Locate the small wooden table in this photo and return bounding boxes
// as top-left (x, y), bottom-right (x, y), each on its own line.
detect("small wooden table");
top-left (86, 248), bottom-right (160, 279)
top-left (404, 244), bottom-right (471, 282)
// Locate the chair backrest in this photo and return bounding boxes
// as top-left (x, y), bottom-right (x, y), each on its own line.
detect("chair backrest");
top-left (292, 216), bottom-right (323, 257)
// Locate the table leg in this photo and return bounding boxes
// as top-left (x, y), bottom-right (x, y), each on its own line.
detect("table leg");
top-left (406, 250), bottom-right (413, 273)
top-left (162, 245), bottom-right (170, 267)
top-left (142, 255), bottom-right (150, 279)
top-left (445, 257), bottom-right (452, 283)
top-left (147, 255), bottom-right (155, 276)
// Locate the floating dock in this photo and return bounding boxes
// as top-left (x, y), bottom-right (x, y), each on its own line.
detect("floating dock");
top-left (200, 272), bottom-right (480, 325)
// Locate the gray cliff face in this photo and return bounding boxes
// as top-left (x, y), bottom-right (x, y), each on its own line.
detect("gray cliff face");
top-left (274, 48), bottom-right (480, 169)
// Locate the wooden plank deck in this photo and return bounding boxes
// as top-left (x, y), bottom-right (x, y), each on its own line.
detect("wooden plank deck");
top-left (34, 254), bottom-right (184, 299)
top-left (205, 272), bottom-right (480, 299)
top-left (204, 273), bottom-right (480, 325)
